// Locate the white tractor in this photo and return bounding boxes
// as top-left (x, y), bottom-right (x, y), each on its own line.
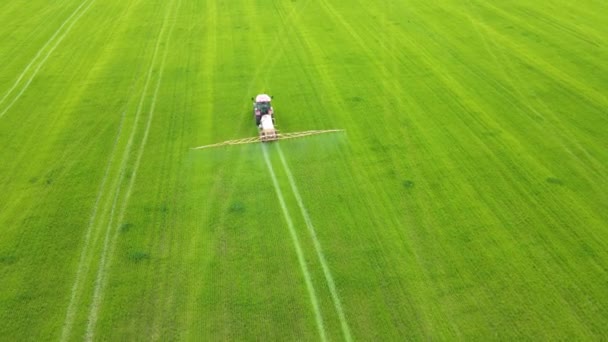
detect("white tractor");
top-left (252, 94), bottom-right (277, 142)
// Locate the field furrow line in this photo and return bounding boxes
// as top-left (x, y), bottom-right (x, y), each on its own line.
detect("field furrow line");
top-left (201, 0), bottom-right (217, 143)
top-left (57, 0), bottom-right (155, 339)
top-left (262, 145), bottom-right (327, 342)
top-left (553, 0), bottom-right (608, 31)
top-left (195, 0), bottom-right (310, 147)
top-left (60, 1), bottom-right (172, 339)
top-left (459, 1), bottom-right (607, 177)
top-left (0, 0), bottom-right (97, 119)
top-left (84, 0), bottom-right (180, 339)
top-left (420, 0), bottom-right (608, 123)
top-left (60, 5), bottom-right (169, 340)
top-left (506, 0), bottom-right (604, 47)
top-left (2, 0), bottom-right (145, 201)
top-left (381, 5), bottom-right (608, 330)
top-left (0, 0), bottom-right (91, 106)
top-left (0, 0), bottom-right (73, 66)
top-left (183, 0), bottom-right (314, 334)
top-left (277, 145), bottom-right (353, 342)
top-left (316, 0), bottom-right (368, 61)
top-left (245, 0), bottom-right (311, 94)
top-left (396, 4), bottom-right (569, 148)
top-left (314, 0), bottom-right (419, 134)
top-left (469, 12), bottom-right (608, 109)
top-left (59, 109), bottom-right (127, 342)
top-left (116, 0), bottom-right (183, 334)
top-left (474, 1), bottom-right (607, 72)
top-left (277, 9), bottom-right (431, 332)
top-left (147, 0), bottom-right (189, 330)
top-left (356, 4), bottom-right (501, 136)
top-left (289, 2), bottom-right (488, 333)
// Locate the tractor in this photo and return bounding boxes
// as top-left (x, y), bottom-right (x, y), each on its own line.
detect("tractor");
top-left (252, 94), bottom-right (277, 142)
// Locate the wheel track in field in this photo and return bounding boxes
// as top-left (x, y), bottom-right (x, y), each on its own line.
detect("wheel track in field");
top-left (58, 0), bottom-right (178, 340)
top-left (276, 145), bottom-right (353, 342)
top-left (458, 0), bottom-right (606, 179)
top-left (471, 1), bottom-right (608, 107)
top-left (262, 145), bottom-right (327, 342)
top-left (272, 1), bottom-right (367, 338)
top-left (59, 109), bottom-right (128, 342)
top-left (401, 1), bottom-right (608, 229)
top-left (352, 3), bottom-right (608, 334)
top-left (57, 0), bottom-right (153, 339)
top-left (0, 0), bottom-right (89, 105)
top-left (353, 0), bottom-right (594, 184)
top-left (298, 0), bottom-right (449, 333)
top-left (195, 0), bottom-right (317, 336)
top-left (456, 3), bottom-right (608, 312)
top-left (159, 0), bottom-right (313, 336)
top-left (181, 0), bottom-right (315, 336)
top-left (0, 0), bottom-right (98, 119)
top-left (377, 1), bottom-right (579, 190)
top-left (260, 2), bottom-right (355, 339)
top-left (84, 0), bottom-right (181, 339)
top-left (0, 0), bottom-right (73, 65)
top-left (413, 1), bottom-right (608, 236)
top-left (139, 0), bottom-right (189, 335)
top-left (0, 0), bottom-right (146, 218)
top-left (403, 0), bottom-right (607, 187)
top-left (329, 2), bottom-right (509, 330)
top-left (245, 0), bottom-right (311, 97)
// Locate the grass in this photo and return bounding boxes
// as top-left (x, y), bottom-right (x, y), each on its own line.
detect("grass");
top-left (0, 0), bottom-right (607, 340)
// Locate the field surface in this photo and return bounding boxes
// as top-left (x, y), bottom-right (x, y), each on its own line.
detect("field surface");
top-left (1, 0), bottom-right (607, 340)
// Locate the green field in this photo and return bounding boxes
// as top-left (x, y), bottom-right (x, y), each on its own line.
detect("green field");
top-left (1, 0), bottom-right (607, 340)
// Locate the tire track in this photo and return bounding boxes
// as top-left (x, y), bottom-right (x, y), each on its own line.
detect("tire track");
top-left (0, 0), bottom-right (98, 119)
top-left (294, 0), bottom-right (454, 332)
top-left (459, 0), bottom-right (606, 178)
top-left (0, 0), bottom-right (90, 106)
top-left (274, 3), bottom-right (417, 334)
top-left (183, 0), bottom-right (312, 335)
top-left (4, 0), bottom-right (145, 192)
top-left (59, 0), bottom-right (174, 339)
top-left (146, 1), bottom-right (187, 331)
top-left (0, 0), bottom-right (72, 65)
top-left (407, 0), bottom-right (607, 186)
top-left (124, 0), bottom-right (183, 334)
top-left (59, 109), bottom-right (127, 342)
top-left (261, 145), bottom-right (327, 342)
top-left (59, 16), bottom-right (149, 340)
top-left (468, 4), bottom-right (608, 108)
top-left (276, 145), bottom-right (353, 342)
top-left (244, 0), bottom-right (311, 97)
top-left (369, 4), bottom-right (608, 333)
top-left (84, 0), bottom-right (180, 339)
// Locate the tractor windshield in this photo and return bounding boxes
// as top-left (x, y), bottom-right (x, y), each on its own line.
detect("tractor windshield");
top-left (256, 102), bottom-right (271, 114)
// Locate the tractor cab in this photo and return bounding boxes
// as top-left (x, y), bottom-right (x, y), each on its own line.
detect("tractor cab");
top-left (255, 101), bottom-right (271, 114)
top-left (252, 94), bottom-right (274, 126)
